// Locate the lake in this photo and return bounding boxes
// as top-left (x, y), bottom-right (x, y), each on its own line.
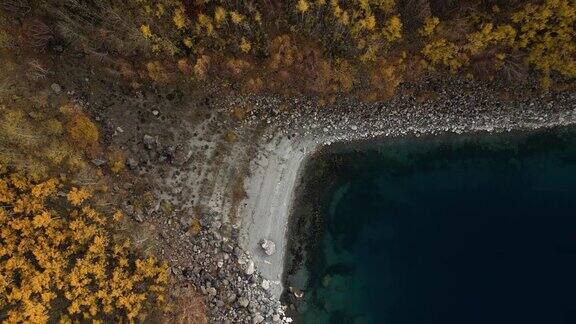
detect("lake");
top-left (284, 128), bottom-right (576, 324)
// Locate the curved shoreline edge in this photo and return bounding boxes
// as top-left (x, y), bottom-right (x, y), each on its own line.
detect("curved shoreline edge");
top-left (236, 88), bottom-right (576, 301)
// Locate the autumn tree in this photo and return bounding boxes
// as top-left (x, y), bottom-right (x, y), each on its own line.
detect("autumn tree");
top-left (0, 171), bottom-right (169, 323)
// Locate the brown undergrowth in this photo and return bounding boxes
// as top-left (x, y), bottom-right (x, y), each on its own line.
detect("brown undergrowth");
top-left (3, 0), bottom-right (566, 99)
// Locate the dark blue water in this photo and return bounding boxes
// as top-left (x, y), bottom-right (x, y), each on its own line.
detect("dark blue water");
top-left (297, 129), bottom-right (576, 324)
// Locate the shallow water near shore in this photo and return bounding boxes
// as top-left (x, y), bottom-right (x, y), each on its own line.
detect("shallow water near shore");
top-left (286, 127), bottom-right (576, 324)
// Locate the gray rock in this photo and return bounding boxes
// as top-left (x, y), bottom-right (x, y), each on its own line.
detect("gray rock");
top-left (51, 83), bottom-right (61, 93)
top-left (245, 260), bottom-right (255, 275)
top-left (126, 158), bottom-right (138, 170)
top-left (123, 203), bottom-right (134, 215)
top-left (261, 279), bottom-right (270, 290)
top-left (290, 286), bottom-right (304, 299)
top-left (206, 287), bottom-right (217, 297)
top-left (133, 212), bottom-right (144, 223)
top-left (253, 314), bottom-right (264, 324)
top-left (260, 239), bottom-right (276, 256)
top-left (238, 297), bottom-right (249, 308)
top-left (222, 243), bottom-right (234, 253)
top-left (173, 149), bottom-right (192, 166)
top-left (226, 293), bottom-right (237, 303)
top-left (171, 267), bottom-right (182, 277)
top-left (180, 215), bottom-right (193, 229)
top-left (91, 158), bottom-right (107, 166)
top-left (143, 135), bottom-right (156, 150)
top-left (212, 220), bottom-right (222, 230)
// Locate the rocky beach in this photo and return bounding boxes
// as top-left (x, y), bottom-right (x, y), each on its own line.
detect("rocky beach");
top-left (1, 1), bottom-right (574, 322)
top-left (115, 77), bottom-right (576, 323)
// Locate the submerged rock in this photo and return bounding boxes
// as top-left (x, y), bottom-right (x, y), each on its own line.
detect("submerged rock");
top-left (289, 286), bottom-right (304, 299)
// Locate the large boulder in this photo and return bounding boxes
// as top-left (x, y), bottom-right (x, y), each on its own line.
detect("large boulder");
top-left (260, 239), bottom-right (276, 256)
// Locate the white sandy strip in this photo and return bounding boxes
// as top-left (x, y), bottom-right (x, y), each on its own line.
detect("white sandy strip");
top-left (239, 136), bottom-right (316, 298)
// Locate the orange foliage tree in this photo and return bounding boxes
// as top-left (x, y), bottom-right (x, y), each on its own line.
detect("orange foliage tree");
top-left (0, 171), bottom-right (169, 323)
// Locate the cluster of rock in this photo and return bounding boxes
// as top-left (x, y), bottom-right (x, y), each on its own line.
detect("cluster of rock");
top-left (171, 213), bottom-right (290, 323)
top-left (107, 76), bottom-right (576, 324)
top-left (121, 138), bottom-right (291, 322)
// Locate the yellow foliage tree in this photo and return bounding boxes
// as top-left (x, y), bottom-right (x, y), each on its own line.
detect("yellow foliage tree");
top-left (422, 38), bottom-right (468, 73)
top-left (66, 113), bottom-right (99, 151)
top-left (0, 171), bottom-right (169, 323)
top-left (512, 0), bottom-right (575, 78)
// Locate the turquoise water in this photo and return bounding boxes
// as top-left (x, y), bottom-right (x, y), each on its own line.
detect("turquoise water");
top-left (291, 128), bottom-right (576, 324)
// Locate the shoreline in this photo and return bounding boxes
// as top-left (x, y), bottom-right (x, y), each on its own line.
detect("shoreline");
top-left (239, 136), bottom-right (315, 298)
top-left (281, 125), bottom-right (576, 322)
top-left (236, 81), bottom-right (576, 302)
top-left (142, 77), bottom-right (576, 323)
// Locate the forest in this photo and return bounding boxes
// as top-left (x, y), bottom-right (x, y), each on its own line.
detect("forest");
top-left (0, 0), bottom-right (574, 322)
